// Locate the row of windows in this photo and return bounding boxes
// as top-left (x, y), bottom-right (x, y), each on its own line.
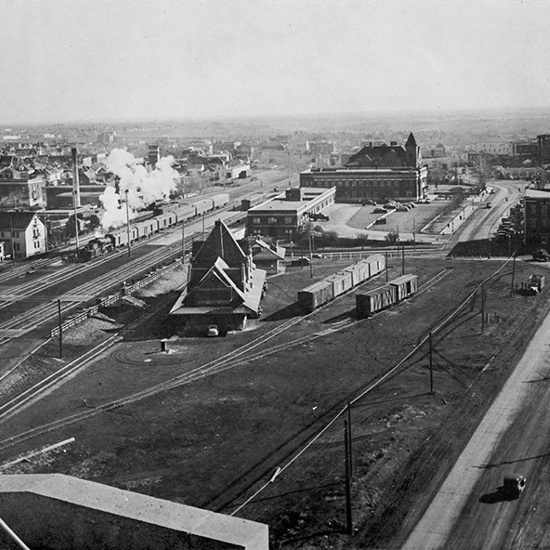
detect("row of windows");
top-left (304, 178), bottom-right (416, 187)
top-left (251, 216), bottom-right (294, 225)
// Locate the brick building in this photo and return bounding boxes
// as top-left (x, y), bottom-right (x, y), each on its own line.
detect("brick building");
top-left (299, 133), bottom-right (427, 203)
top-left (246, 187), bottom-right (336, 239)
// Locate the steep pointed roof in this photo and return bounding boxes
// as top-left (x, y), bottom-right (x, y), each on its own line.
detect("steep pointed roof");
top-left (405, 133), bottom-right (417, 147)
top-left (194, 219), bottom-right (247, 269)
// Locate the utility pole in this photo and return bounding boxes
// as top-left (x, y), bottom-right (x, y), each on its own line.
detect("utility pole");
top-left (182, 219), bottom-right (185, 258)
top-left (344, 420), bottom-right (353, 536)
top-left (511, 253), bottom-right (516, 293)
top-left (202, 212), bottom-right (205, 240)
top-left (347, 402), bottom-right (353, 476)
top-left (58, 299), bottom-right (63, 359)
top-left (9, 213), bottom-right (16, 265)
top-left (429, 332), bottom-right (434, 394)
top-left (401, 243), bottom-right (405, 275)
top-left (308, 234), bottom-right (313, 278)
top-left (481, 281), bottom-right (486, 334)
top-left (385, 250), bottom-right (388, 282)
top-left (125, 189), bottom-right (131, 257)
top-left (413, 218), bottom-right (416, 251)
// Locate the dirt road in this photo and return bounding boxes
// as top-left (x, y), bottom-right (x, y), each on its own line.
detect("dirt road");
top-left (403, 296), bottom-right (550, 549)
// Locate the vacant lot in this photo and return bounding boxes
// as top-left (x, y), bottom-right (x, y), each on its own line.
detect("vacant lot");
top-left (1, 255), bottom-right (549, 549)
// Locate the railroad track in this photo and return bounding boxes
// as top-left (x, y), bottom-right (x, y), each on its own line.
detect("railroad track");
top-left (0, 267), bottom-right (452, 452)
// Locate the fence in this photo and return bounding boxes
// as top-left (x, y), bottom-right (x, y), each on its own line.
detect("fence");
top-left (50, 257), bottom-right (185, 338)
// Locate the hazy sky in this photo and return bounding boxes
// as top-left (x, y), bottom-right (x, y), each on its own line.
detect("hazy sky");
top-left (1, 0), bottom-right (549, 124)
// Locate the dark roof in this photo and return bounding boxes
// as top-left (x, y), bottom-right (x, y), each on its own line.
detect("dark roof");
top-left (0, 211), bottom-right (40, 230)
top-left (193, 219), bottom-right (247, 270)
top-left (405, 132), bottom-right (417, 147)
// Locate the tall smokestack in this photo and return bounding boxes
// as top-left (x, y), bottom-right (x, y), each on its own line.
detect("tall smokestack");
top-left (71, 147), bottom-right (81, 208)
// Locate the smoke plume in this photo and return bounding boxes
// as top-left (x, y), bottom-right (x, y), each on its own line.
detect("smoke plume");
top-left (99, 148), bottom-right (179, 230)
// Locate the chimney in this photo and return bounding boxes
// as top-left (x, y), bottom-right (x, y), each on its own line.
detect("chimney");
top-left (71, 147), bottom-right (81, 208)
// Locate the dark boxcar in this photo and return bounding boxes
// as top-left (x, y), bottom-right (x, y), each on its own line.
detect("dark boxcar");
top-left (389, 274), bottom-right (418, 302)
top-left (297, 280), bottom-right (334, 312)
top-left (356, 285), bottom-right (397, 318)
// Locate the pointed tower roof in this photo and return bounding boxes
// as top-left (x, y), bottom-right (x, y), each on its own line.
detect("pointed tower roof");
top-left (405, 133), bottom-right (417, 147)
top-left (193, 219), bottom-right (247, 269)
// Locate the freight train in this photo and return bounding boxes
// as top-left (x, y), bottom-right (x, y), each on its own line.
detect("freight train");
top-left (297, 254), bottom-right (385, 312)
top-left (356, 274), bottom-right (418, 317)
top-left (79, 193), bottom-right (230, 261)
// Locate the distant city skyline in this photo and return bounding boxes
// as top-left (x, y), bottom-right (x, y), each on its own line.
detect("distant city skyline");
top-left (1, 0), bottom-right (549, 125)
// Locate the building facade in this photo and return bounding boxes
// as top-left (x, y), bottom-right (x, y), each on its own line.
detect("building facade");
top-left (169, 219), bottom-right (266, 333)
top-left (299, 133), bottom-right (427, 202)
top-left (537, 135), bottom-right (550, 164)
top-left (524, 189), bottom-right (550, 246)
top-left (0, 211), bottom-right (47, 259)
top-left (246, 187), bottom-right (336, 239)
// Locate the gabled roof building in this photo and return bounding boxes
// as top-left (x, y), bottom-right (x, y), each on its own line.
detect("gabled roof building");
top-left (0, 211), bottom-right (47, 259)
top-left (169, 219), bottom-right (266, 334)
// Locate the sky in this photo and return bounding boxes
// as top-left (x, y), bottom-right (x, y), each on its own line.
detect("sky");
top-left (1, 0), bottom-right (549, 125)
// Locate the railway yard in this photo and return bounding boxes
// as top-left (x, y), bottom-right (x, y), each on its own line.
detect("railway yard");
top-left (1, 175), bottom-right (550, 549)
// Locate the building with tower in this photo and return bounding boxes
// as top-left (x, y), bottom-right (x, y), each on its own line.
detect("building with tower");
top-left (169, 219), bottom-right (266, 334)
top-left (299, 133), bottom-right (427, 202)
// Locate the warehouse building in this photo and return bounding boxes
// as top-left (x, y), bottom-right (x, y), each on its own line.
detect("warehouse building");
top-left (246, 187), bottom-right (335, 239)
top-left (300, 133), bottom-right (427, 203)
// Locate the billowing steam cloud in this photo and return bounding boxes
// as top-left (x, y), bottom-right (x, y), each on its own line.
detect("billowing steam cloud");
top-left (99, 148), bottom-right (179, 230)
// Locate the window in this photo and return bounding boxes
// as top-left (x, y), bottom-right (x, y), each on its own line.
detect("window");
top-left (284, 217), bottom-right (293, 224)
top-left (252, 217), bottom-right (261, 224)
top-left (267, 217), bottom-right (277, 224)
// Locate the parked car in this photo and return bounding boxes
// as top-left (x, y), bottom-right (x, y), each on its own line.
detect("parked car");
top-left (373, 207), bottom-right (388, 214)
top-left (501, 474), bottom-right (526, 499)
top-left (361, 199), bottom-right (377, 206)
top-left (374, 218), bottom-right (387, 225)
top-left (533, 249), bottom-right (550, 262)
top-left (207, 324), bottom-right (219, 337)
top-left (291, 257), bottom-right (311, 266)
top-left (486, 202), bottom-right (492, 208)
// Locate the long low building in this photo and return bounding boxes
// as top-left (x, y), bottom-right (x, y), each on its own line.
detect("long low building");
top-left (246, 186), bottom-right (336, 239)
top-left (300, 165), bottom-right (427, 203)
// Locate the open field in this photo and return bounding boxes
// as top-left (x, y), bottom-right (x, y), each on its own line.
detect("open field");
top-left (2, 255), bottom-right (550, 549)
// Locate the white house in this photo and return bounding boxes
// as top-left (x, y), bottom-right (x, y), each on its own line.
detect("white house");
top-left (0, 211), bottom-right (47, 259)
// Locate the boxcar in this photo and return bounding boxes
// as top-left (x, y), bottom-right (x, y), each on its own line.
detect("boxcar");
top-left (241, 193), bottom-right (266, 211)
top-left (336, 271), bottom-right (354, 293)
top-left (343, 263), bottom-right (364, 287)
top-left (157, 211), bottom-right (177, 230)
top-left (212, 193), bottom-right (230, 209)
top-left (363, 254), bottom-right (386, 278)
top-left (356, 285), bottom-right (397, 318)
top-left (326, 273), bottom-right (347, 298)
top-left (297, 280), bottom-right (334, 312)
top-left (389, 274), bottom-right (418, 302)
